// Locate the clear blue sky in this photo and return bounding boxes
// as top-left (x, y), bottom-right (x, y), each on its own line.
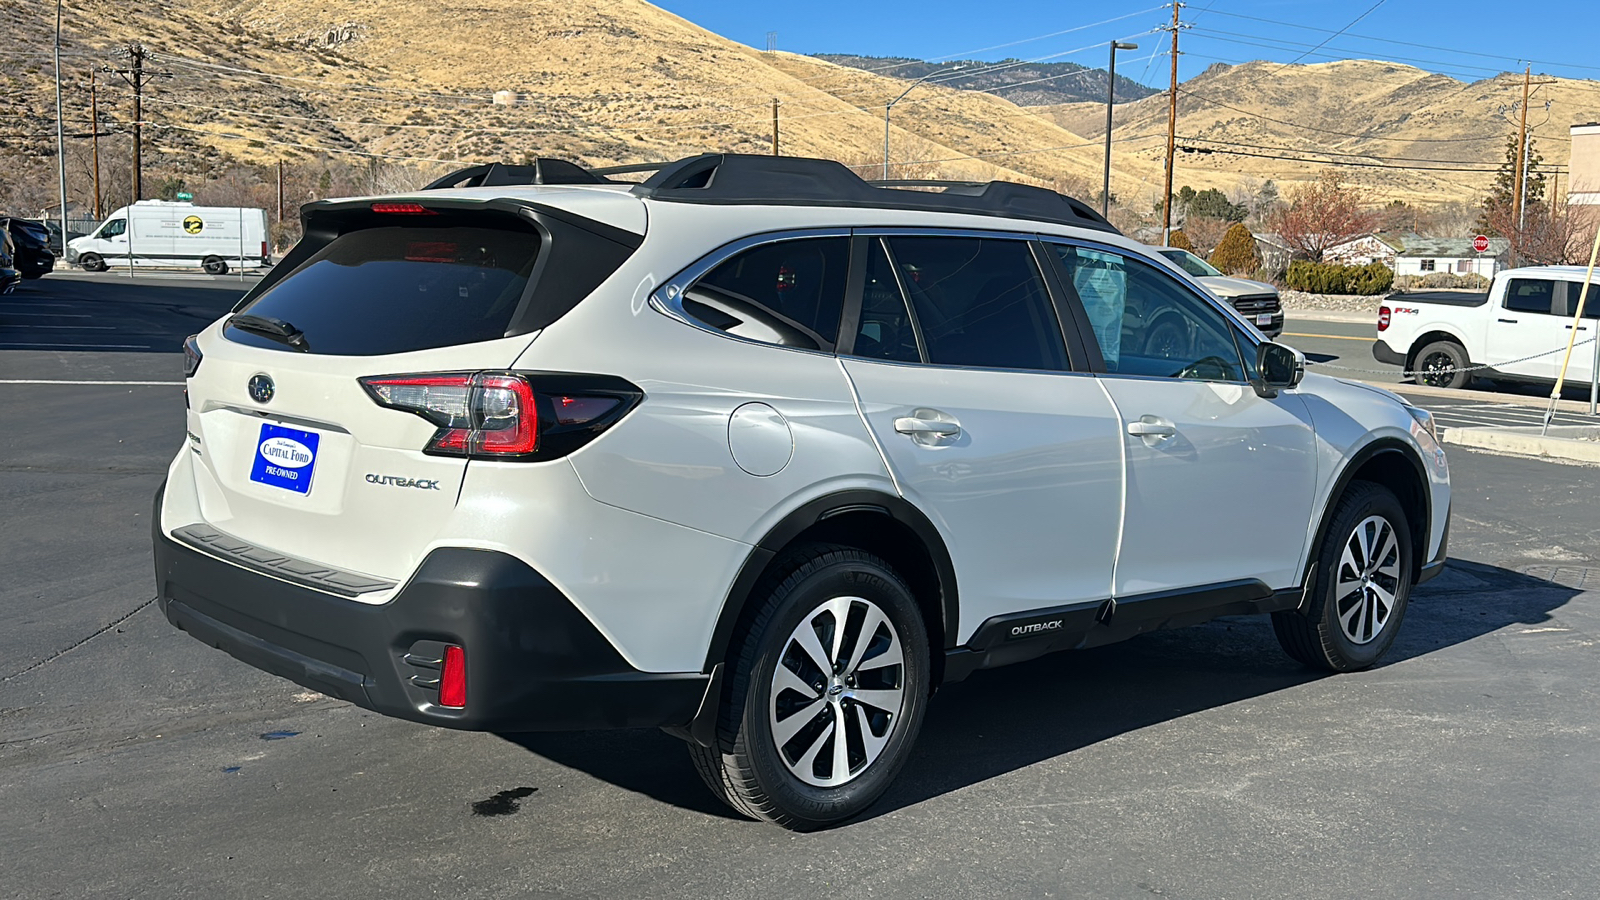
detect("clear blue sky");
top-left (653, 0), bottom-right (1600, 89)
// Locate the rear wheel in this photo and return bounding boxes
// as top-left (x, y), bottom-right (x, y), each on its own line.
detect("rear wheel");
top-left (689, 545), bottom-right (929, 830)
top-left (202, 256), bottom-right (228, 275)
top-left (79, 253), bottom-right (105, 272)
top-left (1273, 481), bottom-right (1414, 671)
top-left (1414, 339), bottom-right (1471, 389)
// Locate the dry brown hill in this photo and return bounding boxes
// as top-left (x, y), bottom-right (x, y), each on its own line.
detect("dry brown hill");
top-left (4, 0), bottom-right (1598, 219)
top-left (1051, 60), bottom-right (1600, 203)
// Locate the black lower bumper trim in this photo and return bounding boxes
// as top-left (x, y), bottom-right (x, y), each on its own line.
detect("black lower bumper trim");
top-left (1372, 338), bottom-right (1407, 367)
top-left (154, 496), bottom-right (706, 732)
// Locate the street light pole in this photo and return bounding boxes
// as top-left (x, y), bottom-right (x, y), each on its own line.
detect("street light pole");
top-left (54, 0), bottom-right (69, 251)
top-left (1102, 42), bottom-right (1138, 217)
top-left (883, 66), bottom-right (962, 180)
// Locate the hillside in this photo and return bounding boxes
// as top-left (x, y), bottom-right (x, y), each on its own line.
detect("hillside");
top-left (812, 55), bottom-right (1159, 107)
top-left (1049, 60), bottom-right (1600, 200)
top-left (4, 0), bottom-right (1599, 220)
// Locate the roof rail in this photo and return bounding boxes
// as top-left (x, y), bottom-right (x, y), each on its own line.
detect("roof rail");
top-left (632, 154), bottom-right (1117, 234)
top-left (419, 153), bottom-right (1117, 234)
top-left (422, 159), bottom-right (612, 190)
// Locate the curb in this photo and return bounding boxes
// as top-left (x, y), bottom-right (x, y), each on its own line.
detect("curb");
top-left (1443, 425), bottom-right (1600, 465)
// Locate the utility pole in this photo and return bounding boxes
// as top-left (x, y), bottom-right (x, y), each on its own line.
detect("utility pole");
top-left (90, 68), bottom-right (102, 219)
top-left (1161, 2), bottom-right (1182, 245)
top-left (276, 160), bottom-right (284, 225)
top-left (772, 98), bottom-right (780, 156)
top-left (54, 0), bottom-right (68, 251)
top-left (107, 44), bottom-right (171, 202)
top-left (1511, 65), bottom-right (1530, 267)
top-left (1103, 41), bottom-right (1139, 217)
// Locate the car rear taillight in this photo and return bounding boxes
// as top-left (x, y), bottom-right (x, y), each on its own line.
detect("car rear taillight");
top-left (1378, 306), bottom-right (1391, 331)
top-left (260, 240), bottom-right (269, 262)
top-left (439, 645), bottom-right (466, 709)
top-left (359, 371), bottom-right (642, 461)
top-left (183, 334), bottom-right (203, 378)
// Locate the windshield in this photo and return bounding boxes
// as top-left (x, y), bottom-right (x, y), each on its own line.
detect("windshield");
top-left (1158, 248), bottom-right (1222, 278)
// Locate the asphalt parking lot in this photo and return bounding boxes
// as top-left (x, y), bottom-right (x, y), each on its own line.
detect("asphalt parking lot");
top-left (4, 274), bottom-right (1600, 898)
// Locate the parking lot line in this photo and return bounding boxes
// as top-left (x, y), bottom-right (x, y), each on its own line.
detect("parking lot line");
top-left (3, 312), bottom-right (92, 318)
top-left (0, 379), bottom-right (184, 386)
top-left (10, 325), bottom-right (118, 330)
top-left (0, 342), bottom-right (153, 350)
top-left (1282, 332), bottom-right (1372, 342)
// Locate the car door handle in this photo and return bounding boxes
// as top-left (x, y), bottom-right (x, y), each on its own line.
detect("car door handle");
top-left (1566, 325), bottom-right (1589, 331)
top-left (1126, 417), bottom-right (1177, 438)
top-left (894, 417), bottom-right (961, 437)
top-left (1498, 318), bottom-right (1518, 324)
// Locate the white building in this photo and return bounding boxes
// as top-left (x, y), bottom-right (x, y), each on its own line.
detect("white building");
top-left (1571, 122), bottom-right (1600, 207)
top-left (1394, 238), bottom-right (1507, 278)
top-left (1325, 234), bottom-right (1403, 268)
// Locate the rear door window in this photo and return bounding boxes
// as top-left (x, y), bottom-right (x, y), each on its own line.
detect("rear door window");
top-left (227, 225), bottom-right (540, 356)
top-left (682, 237), bottom-right (848, 351)
top-left (881, 236), bottom-right (1068, 371)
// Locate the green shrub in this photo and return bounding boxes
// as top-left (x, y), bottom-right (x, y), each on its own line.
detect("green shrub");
top-left (1285, 260), bottom-right (1394, 295)
top-left (1209, 223), bottom-right (1261, 275)
top-left (1168, 229), bottom-right (1193, 252)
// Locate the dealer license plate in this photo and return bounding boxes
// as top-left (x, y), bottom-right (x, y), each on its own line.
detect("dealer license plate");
top-left (1256, 313), bottom-right (1273, 326)
top-left (249, 423), bottom-right (320, 494)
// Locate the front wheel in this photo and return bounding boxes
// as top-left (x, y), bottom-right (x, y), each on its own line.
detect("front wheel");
top-left (689, 545), bottom-right (930, 830)
top-left (1273, 481), bottom-right (1414, 671)
top-left (79, 253), bottom-right (106, 272)
top-left (202, 256), bottom-right (228, 275)
top-left (1414, 339), bottom-right (1471, 389)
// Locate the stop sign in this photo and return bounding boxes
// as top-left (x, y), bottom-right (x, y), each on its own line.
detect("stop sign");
top-left (1473, 234), bottom-right (1491, 253)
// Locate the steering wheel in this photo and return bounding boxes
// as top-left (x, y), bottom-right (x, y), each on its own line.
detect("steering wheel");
top-left (1174, 355), bottom-right (1237, 381)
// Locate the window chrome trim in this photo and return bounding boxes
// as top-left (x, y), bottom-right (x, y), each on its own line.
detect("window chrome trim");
top-left (1038, 234), bottom-right (1266, 349)
top-left (649, 227), bottom-right (852, 357)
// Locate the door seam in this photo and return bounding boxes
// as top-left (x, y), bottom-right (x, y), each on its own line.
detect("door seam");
top-left (1094, 375), bottom-right (1128, 600)
top-left (836, 357), bottom-right (905, 497)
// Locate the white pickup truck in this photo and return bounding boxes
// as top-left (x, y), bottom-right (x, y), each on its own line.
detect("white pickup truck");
top-left (1374, 265), bottom-right (1600, 389)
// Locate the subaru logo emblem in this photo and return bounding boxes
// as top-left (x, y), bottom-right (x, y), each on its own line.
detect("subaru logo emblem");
top-left (248, 374), bottom-right (275, 404)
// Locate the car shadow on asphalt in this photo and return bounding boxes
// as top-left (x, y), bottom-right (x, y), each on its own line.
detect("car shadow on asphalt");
top-left (498, 559), bottom-right (1580, 825)
top-left (1, 276), bottom-right (247, 352)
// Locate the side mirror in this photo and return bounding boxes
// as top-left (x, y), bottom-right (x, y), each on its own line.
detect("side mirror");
top-left (1253, 341), bottom-right (1304, 398)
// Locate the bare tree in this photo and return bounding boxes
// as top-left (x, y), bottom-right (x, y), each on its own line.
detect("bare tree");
top-left (1268, 170), bottom-right (1377, 262)
top-left (1182, 216), bottom-right (1231, 257)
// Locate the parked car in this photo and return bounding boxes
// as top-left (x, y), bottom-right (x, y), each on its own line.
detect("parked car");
top-left (0, 229), bottom-right (20, 295)
top-left (1374, 266), bottom-right (1600, 389)
top-left (3, 218), bottom-right (56, 279)
top-left (1154, 246), bottom-right (1284, 338)
top-left (38, 219), bottom-right (87, 257)
top-left (68, 201), bottom-right (270, 274)
top-left (153, 153), bottom-right (1451, 830)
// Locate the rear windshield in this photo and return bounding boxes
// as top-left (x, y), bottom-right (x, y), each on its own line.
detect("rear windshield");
top-left (227, 225), bottom-right (540, 356)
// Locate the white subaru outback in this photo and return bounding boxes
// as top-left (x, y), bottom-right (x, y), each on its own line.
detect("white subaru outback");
top-left (153, 154), bottom-right (1451, 830)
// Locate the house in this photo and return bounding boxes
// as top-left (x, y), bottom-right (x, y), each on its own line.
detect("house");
top-left (1325, 233), bottom-right (1405, 268)
top-left (1571, 122), bottom-right (1600, 208)
top-left (1252, 232), bottom-right (1293, 272)
top-left (1394, 237), bottom-right (1508, 278)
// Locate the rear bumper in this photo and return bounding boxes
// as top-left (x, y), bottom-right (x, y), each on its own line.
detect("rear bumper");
top-left (1372, 338), bottom-right (1407, 367)
top-left (153, 495), bottom-right (708, 732)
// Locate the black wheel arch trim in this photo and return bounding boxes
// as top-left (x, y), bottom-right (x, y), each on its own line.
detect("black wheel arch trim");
top-left (1300, 437), bottom-right (1433, 598)
top-left (700, 489), bottom-right (960, 675)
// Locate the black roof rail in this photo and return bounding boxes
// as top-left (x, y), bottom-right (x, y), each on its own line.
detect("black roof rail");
top-left (422, 159), bottom-right (612, 190)
top-left (630, 154), bottom-right (1118, 234)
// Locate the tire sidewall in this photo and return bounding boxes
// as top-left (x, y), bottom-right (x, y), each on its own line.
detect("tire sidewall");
top-left (1314, 484), bottom-right (1414, 669)
top-left (737, 555), bottom-right (929, 827)
top-left (1417, 340), bottom-right (1469, 389)
top-left (80, 253), bottom-right (104, 272)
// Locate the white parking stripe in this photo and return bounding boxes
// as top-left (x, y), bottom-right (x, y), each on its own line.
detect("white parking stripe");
top-left (0, 342), bottom-right (153, 350)
top-left (0, 379), bottom-right (183, 385)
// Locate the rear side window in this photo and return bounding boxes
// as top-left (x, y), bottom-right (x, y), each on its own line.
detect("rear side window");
top-left (1504, 279), bottom-right (1557, 315)
top-left (228, 225), bottom-right (539, 356)
top-left (683, 237), bottom-right (848, 351)
top-left (884, 236), bottom-right (1068, 371)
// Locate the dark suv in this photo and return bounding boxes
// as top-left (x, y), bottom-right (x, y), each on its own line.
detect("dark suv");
top-left (0, 229), bottom-right (20, 295)
top-left (3, 219), bottom-right (56, 279)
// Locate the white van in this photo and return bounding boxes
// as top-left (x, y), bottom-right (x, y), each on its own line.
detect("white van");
top-left (67, 201), bottom-right (270, 275)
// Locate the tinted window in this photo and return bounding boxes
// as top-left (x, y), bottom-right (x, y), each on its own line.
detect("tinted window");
top-left (1158, 248), bottom-right (1220, 278)
top-left (851, 239), bottom-right (921, 362)
top-left (684, 237), bottom-right (848, 351)
top-left (228, 225), bottom-right (539, 356)
top-left (1504, 279), bottom-right (1557, 315)
top-left (884, 236), bottom-right (1067, 371)
top-left (1053, 244), bottom-right (1246, 382)
top-left (1562, 281), bottom-right (1600, 319)
top-left (99, 219), bottom-right (126, 238)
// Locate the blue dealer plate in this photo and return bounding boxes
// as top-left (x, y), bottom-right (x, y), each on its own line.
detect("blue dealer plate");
top-left (249, 423), bottom-right (320, 494)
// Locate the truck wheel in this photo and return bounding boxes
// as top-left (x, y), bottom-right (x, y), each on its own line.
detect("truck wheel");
top-left (202, 256), bottom-right (228, 275)
top-left (79, 253), bottom-right (106, 272)
top-left (1272, 481), bottom-right (1414, 672)
top-left (688, 544), bottom-right (930, 831)
top-left (1414, 340), bottom-right (1471, 389)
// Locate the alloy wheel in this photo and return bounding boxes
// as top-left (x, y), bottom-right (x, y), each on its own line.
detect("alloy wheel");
top-left (768, 595), bottom-right (905, 788)
top-left (1420, 351), bottom-right (1457, 387)
top-left (1335, 514), bottom-right (1402, 645)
